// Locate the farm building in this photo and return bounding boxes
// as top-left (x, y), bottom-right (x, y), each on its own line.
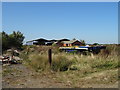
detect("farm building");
top-left (26, 38), bottom-right (47, 45)
top-left (26, 38), bottom-right (69, 46)
top-left (58, 40), bottom-right (83, 47)
top-left (53, 39), bottom-right (70, 46)
top-left (26, 38), bottom-right (55, 45)
top-left (26, 38), bottom-right (83, 47)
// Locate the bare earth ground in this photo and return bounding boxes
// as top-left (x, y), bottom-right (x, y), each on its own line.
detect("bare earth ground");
top-left (2, 64), bottom-right (119, 88)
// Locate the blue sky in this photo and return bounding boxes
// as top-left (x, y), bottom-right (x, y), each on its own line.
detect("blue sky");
top-left (2, 2), bottom-right (118, 44)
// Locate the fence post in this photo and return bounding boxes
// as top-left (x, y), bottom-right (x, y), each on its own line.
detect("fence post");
top-left (48, 49), bottom-right (52, 66)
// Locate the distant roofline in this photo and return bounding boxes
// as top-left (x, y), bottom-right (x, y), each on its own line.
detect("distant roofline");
top-left (61, 40), bottom-right (80, 44)
top-left (26, 38), bottom-right (70, 43)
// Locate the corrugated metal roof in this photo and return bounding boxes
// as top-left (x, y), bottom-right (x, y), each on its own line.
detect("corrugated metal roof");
top-left (61, 40), bottom-right (79, 44)
top-left (26, 38), bottom-right (70, 43)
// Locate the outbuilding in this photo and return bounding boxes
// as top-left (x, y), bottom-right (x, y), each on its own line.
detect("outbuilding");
top-left (61, 40), bottom-right (82, 47)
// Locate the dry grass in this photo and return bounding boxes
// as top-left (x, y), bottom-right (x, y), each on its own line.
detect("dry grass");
top-left (21, 45), bottom-right (119, 72)
top-left (19, 44), bottom-right (119, 87)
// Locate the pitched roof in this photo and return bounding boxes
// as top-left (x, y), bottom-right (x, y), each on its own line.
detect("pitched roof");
top-left (26, 38), bottom-right (70, 43)
top-left (57, 39), bottom-right (70, 42)
top-left (62, 40), bottom-right (79, 44)
top-left (34, 38), bottom-right (48, 42)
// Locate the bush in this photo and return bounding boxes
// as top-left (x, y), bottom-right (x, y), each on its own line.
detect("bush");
top-left (28, 53), bottom-right (49, 72)
top-left (52, 54), bottom-right (73, 71)
top-left (91, 59), bottom-right (118, 69)
top-left (23, 52), bottom-right (74, 72)
top-left (21, 45), bottom-right (119, 73)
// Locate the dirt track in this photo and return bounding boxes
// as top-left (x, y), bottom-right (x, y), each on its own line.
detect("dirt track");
top-left (2, 64), bottom-right (119, 88)
top-left (2, 64), bottom-right (69, 88)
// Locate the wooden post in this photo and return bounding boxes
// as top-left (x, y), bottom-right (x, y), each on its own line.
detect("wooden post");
top-left (48, 49), bottom-right (52, 66)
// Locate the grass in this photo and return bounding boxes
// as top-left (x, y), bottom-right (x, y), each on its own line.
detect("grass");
top-left (20, 45), bottom-right (119, 72)
top-left (52, 53), bottom-right (74, 71)
top-left (19, 44), bottom-right (119, 87)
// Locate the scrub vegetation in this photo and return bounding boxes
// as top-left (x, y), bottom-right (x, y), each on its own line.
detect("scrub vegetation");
top-left (2, 31), bottom-right (119, 87)
top-left (17, 44), bottom-right (119, 88)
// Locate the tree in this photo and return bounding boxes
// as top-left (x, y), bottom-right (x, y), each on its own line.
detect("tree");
top-left (9, 31), bottom-right (25, 49)
top-left (1, 31), bottom-right (9, 51)
top-left (72, 38), bottom-right (76, 40)
top-left (2, 31), bottom-right (25, 51)
top-left (93, 43), bottom-right (99, 45)
top-left (80, 40), bottom-right (86, 45)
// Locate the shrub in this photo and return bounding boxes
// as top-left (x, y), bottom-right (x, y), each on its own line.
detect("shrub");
top-left (90, 55), bottom-right (118, 71)
top-left (52, 54), bottom-right (73, 71)
top-left (21, 44), bottom-right (119, 73)
top-left (27, 53), bottom-right (49, 72)
top-left (23, 52), bottom-right (74, 72)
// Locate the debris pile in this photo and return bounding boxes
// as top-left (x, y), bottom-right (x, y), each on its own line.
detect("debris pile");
top-left (0, 49), bottom-right (22, 65)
